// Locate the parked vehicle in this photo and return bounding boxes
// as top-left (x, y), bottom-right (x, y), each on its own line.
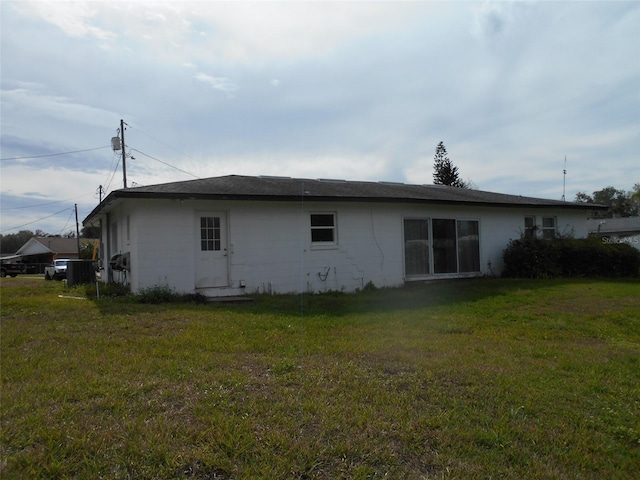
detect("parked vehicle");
top-left (44, 259), bottom-right (70, 281)
top-left (0, 259), bottom-right (26, 277)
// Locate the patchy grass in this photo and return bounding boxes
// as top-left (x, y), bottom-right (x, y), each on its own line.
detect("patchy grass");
top-left (1, 277), bottom-right (639, 479)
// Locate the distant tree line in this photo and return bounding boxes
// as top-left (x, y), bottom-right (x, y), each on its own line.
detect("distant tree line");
top-left (0, 226), bottom-right (100, 254)
top-left (575, 184), bottom-right (640, 218)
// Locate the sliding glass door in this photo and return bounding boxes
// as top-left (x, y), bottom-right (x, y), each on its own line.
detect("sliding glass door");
top-left (404, 218), bottom-right (480, 277)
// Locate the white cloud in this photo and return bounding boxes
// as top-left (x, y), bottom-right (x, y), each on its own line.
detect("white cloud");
top-left (14, 0), bottom-right (117, 41)
top-left (193, 73), bottom-right (238, 97)
top-left (11, 1), bottom-right (426, 65)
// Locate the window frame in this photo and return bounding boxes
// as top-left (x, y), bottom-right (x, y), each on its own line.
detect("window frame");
top-left (403, 218), bottom-right (431, 277)
top-left (310, 212), bottom-right (338, 248)
top-left (403, 217), bottom-right (481, 279)
top-left (524, 215), bottom-right (536, 238)
top-left (541, 216), bottom-right (557, 239)
top-left (200, 216), bottom-right (222, 252)
top-left (456, 219), bottom-right (480, 273)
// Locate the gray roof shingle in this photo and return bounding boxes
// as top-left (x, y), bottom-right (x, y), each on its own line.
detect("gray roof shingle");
top-left (85, 174), bottom-right (604, 224)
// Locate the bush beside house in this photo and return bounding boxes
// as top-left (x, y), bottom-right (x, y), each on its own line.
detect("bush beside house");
top-left (502, 235), bottom-right (640, 278)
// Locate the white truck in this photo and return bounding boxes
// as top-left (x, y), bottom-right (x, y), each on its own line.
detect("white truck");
top-left (44, 259), bottom-right (70, 281)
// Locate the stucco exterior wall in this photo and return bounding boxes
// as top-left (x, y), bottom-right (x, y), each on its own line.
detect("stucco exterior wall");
top-left (100, 198), bottom-right (591, 295)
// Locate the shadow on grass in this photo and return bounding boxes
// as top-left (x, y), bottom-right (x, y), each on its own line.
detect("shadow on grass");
top-left (81, 276), bottom-right (638, 318)
top-left (219, 277), bottom-right (625, 318)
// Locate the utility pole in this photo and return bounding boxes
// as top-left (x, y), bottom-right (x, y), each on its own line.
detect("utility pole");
top-left (120, 119), bottom-right (128, 188)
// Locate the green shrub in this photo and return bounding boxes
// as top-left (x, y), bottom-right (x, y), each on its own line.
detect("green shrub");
top-left (503, 235), bottom-right (640, 278)
top-left (136, 284), bottom-right (206, 304)
top-left (136, 285), bottom-right (181, 304)
top-left (84, 281), bottom-right (130, 298)
top-left (502, 236), bottom-right (561, 278)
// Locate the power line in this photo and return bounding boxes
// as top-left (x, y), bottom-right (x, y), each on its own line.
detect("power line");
top-left (0, 207), bottom-right (74, 234)
top-left (130, 148), bottom-right (199, 179)
top-left (0, 145), bottom-right (111, 161)
top-left (0, 192), bottom-right (94, 211)
top-left (127, 124), bottom-right (194, 161)
top-left (55, 208), bottom-right (76, 236)
top-left (103, 150), bottom-right (122, 195)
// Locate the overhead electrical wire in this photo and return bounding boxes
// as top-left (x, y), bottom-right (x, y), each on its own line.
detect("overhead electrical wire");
top-left (125, 123), bottom-right (208, 179)
top-left (55, 208), bottom-right (76, 236)
top-left (127, 123), bottom-right (196, 162)
top-left (102, 150), bottom-right (122, 195)
top-left (0, 145), bottom-right (111, 161)
top-left (130, 148), bottom-right (199, 179)
top-left (0, 207), bottom-right (74, 234)
top-left (0, 192), bottom-right (95, 211)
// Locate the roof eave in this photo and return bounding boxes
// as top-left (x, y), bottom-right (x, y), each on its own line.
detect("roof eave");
top-left (83, 189), bottom-right (607, 226)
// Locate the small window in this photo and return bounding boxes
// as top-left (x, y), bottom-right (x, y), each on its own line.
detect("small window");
top-left (200, 216), bottom-right (221, 251)
top-left (311, 213), bottom-right (336, 243)
top-left (524, 216), bottom-right (536, 238)
top-left (541, 217), bottom-right (556, 239)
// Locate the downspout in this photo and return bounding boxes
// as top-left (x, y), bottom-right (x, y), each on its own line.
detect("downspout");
top-left (105, 212), bottom-right (111, 283)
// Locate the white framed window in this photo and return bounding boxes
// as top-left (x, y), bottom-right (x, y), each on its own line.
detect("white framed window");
top-left (541, 216), bottom-right (556, 239)
top-left (310, 213), bottom-right (337, 245)
top-left (524, 216), bottom-right (536, 238)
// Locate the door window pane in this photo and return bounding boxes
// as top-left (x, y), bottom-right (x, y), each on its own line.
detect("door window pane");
top-left (457, 220), bottom-right (480, 272)
top-left (200, 216), bottom-right (221, 251)
top-left (404, 219), bottom-right (430, 276)
top-left (432, 219), bottom-right (457, 274)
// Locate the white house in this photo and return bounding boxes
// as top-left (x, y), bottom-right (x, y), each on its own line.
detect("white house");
top-left (83, 175), bottom-right (602, 297)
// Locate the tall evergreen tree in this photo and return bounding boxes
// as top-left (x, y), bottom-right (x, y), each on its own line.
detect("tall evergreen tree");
top-left (433, 141), bottom-right (467, 188)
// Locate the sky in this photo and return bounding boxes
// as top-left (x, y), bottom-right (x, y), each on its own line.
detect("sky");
top-left (1, 0), bottom-right (639, 237)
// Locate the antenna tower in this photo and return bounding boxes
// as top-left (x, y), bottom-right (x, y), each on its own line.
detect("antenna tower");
top-left (562, 155), bottom-right (567, 201)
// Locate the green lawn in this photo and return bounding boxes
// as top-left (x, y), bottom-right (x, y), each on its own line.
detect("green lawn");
top-left (1, 277), bottom-right (639, 479)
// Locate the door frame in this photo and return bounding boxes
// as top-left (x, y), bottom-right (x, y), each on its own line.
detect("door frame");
top-left (195, 211), bottom-right (230, 288)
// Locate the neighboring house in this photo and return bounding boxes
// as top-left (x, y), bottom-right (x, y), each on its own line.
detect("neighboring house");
top-left (83, 175), bottom-right (604, 297)
top-left (587, 217), bottom-right (640, 251)
top-left (16, 237), bottom-right (81, 262)
top-left (15, 236), bottom-right (97, 269)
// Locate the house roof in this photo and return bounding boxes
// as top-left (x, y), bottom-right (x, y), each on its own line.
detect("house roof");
top-left (587, 217), bottom-right (640, 235)
top-left (84, 174), bottom-right (605, 224)
top-left (16, 237), bottom-right (90, 256)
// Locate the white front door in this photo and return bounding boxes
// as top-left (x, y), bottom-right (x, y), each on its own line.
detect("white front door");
top-left (195, 212), bottom-right (229, 288)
